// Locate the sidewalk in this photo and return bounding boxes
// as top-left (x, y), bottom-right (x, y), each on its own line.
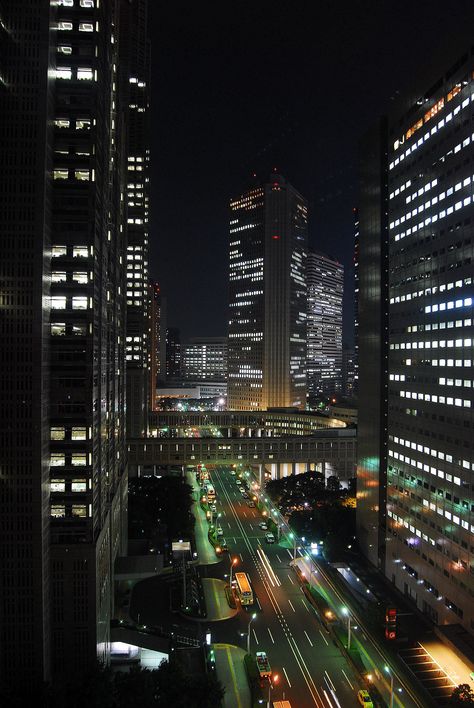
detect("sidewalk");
top-left (188, 472), bottom-right (220, 565)
top-left (214, 644), bottom-right (251, 708)
top-left (202, 578), bottom-right (238, 622)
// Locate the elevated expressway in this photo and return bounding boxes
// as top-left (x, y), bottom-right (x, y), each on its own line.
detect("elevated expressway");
top-left (127, 410), bottom-right (357, 481)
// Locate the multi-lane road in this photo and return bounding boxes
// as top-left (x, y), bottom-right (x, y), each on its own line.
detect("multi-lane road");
top-left (209, 466), bottom-right (364, 708)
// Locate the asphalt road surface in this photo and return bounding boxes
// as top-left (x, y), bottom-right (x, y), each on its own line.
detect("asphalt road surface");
top-left (209, 466), bottom-right (363, 708)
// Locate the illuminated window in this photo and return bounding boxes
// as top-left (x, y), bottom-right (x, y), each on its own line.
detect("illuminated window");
top-left (52, 271), bottom-right (67, 283)
top-left (55, 67), bottom-right (72, 80)
top-left (59, 0), bottom-right (74, 5)
top-left (57, 21), bottom-right (73, 30)
top-left (73, 246), bottom-right (88, 257)
top-left (54, 119), bottom-right (70, 129)
top-left (72, 480), bottom-right (87, 492)
top-left (51, 480), bottom-right (65, 493)
top-left (72, 505), bottom-right (87, 517)
top-left (75, 169), bottom-right (89, 181)
top-left (53, 168), bottom-right (69, 180)
top-left (51, 296), bottom-right (67, 310)
top-left (51, 453), bottom-right (65, 467)
top-left (71, 427), bottom-right (87, 440)
top-left (58, 45), bottom-right (72, 55)
top-left (72, 271), bottom-right (88, 284)
top-left (71, 453), bottom-right (87, 466)
top-left (80, 0), bottom-right (94, 5)
top-left (77, 67), bottom-right (93, 80)
top-left (51, 505), bottom-right (66, 518)
top-left (52, 245), bottom-right (67, 258)
top-left (72, 296), bottom-right (88, 310)
top-left (72, 324), bottom-right (87, 336)
top-left (78, 22), bottom-right (94, 32)
top-left (76, 118), bottom-right (91, 130)
top-left (51, 323), bottom-right (66, 336)
top-left (50, 427), bottom-right (65, 440)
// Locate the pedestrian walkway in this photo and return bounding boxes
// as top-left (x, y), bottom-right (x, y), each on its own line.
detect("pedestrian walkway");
top-left (214, 644), bottom-right (251, 708)
top-left (203, 578), bottom-right (238, 622)
top-left (187, 472), bottom-right (220, 565)
top-left (420, 640), bottom-right (474, 689)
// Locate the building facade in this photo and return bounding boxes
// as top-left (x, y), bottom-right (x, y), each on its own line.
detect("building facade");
top-left (0, 0), bottom-right (146, 691)
top-left (166, 326), bottom-right (182, 378)
top-left (228, 173), bottom-right (308, 411)
top-left (183, 336), bottom-right (227, 381)
top-left (306, 250), bottom-right (344, 400)
top-left (123, 0), bottom-right (150, 438)
top-left (358, 47), bottom-right (474, 633)
top-left (148, 280), bottom-right (162, 410)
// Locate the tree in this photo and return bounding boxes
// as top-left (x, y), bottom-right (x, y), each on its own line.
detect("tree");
top-left (449, 684), bottom-right (474, 705)
top-left (326, 475), bottom-right (340, 492)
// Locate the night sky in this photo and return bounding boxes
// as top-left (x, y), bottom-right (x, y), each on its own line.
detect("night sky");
top-left (149, 0), bottom-right (474, 345)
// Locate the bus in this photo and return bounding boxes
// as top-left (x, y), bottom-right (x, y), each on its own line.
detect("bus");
top-left (206, 485), bottom-right (216, 501)
top-left (235, 572), bottom-right (253, 605)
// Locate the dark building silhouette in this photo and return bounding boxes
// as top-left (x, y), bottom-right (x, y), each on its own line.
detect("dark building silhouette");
top-left (0, 0), bottom-right (148, 691)
top-left (166, 327), bottom-right (182, 378)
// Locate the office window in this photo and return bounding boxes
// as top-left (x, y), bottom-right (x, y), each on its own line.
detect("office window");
top-left (77, 67), bottom-right (93, 81)
top-left (51, 453), bottom-right (65, 467)
top-left (54, 119), bottom-right (70, 129)
top-left (76, 118), bottom-right (91, 130)
top-left (51, 323), bottom-right (66, 336)
top-left (75, 169), bottom-right (90, 181)
top-left (50, 427), bottom-right (65, 441)
top-left (53, 168), bottom-right (69, 180)
top-left (51, 480), bottom-right (66, 493)
top-left (72, 296), bottom-right (88, 309)
top-left (52, 271), bottom-right (67, 283)
top-left (71, 453), bottom-right (87, 466)
top-left (51, 296), bottom-right (67, 310)
top-left (78, 22), bottom-right (94, 32)
top-left (51, 505), bottom-right (66, 518)
top-left (52, 245), bottom-right (67, 257)
top-left (72, 505), bottom-right (87, 517)
top-left (72, 480), bottom-right (87, 492)
top-left (72, 272), bottom-right (88, 284)
top-left (73, 246), bottom-right (88, 258)
top-left (72, 324), bottom-right (87, 336)
top-left (71, 427), bottom-right (87, 440)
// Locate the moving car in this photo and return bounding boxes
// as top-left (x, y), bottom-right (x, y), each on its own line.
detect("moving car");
top-left (357, 690), bottom-right (373, 708)
top-left (241, 490), bottom-right (249, 498)
top-left (209, 503), bottom-right (217, 512)
top-left (216, 526), bottom-right (224, 537)
top-left (264, 532), bottom-right (275, 544)
top-left (256, 651), bottom-right (271, 678)
top-left (259, 521), bottom-right (268, 530)
top-left (247, 501), bottom-right (255, 508)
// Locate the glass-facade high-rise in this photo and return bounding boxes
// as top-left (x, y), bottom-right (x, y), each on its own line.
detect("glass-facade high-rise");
top-left (358, 49), bottom-right (474, 633)
top-left (0, 0), bottom-right (148, 691)
top-left (306, 250), bottom-right (344, 400)
top-left (228, 174), bottom-right (308, 411)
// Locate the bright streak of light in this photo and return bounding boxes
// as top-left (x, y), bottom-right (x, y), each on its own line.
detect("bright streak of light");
top-left (282, 666), bottom-right (292, 687)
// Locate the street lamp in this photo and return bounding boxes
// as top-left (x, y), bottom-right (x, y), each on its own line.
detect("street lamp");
top-left (230, 556), bottom-right (238, 587)
top-left (247, 613), bottom-right (257, 655)
top-left (384, 665), bottom-right (394, 708)
top-left (289, 532), bottom-right (297, 560)
top-left (268, 673), bottom-right (279, 708)
top-left (341, 607), bottom-right (351, 650)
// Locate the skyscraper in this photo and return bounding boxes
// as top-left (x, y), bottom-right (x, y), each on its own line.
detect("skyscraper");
top-left (0, 0), bottom-right (147, 690)
top-left (183, 337), bottom-right (227, 381)
top-left (123, 0), bottom-right (150, 438)
top-left (228, 174), bottom-right (308, 411)
top-left (148, 280), bottom-right (162, 411)
top-left (166, 327), bottom-right (182, 378)
top-left (358, 47), bottom-right (474, 633)
top-left (306, 250), bottom-right (344, 400)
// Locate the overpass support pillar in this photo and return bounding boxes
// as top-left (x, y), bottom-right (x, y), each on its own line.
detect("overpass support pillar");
top-left (258, 464), bottom-right (263, 486)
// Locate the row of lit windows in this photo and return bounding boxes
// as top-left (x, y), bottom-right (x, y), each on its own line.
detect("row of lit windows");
top-left (390, 337), bottom-right (473, 350)
top-left (52, 271), bottom-right (88, 284)
top-left (53, 168), bottom-right (93, 181)
top-left (407, 318), bottom-right (472, 332)
top-left (393, 191), bottom-right (473, 242)
top-left (54, 66), bottom-right (96, 81)
top-left (51, 323), bottom-right (87, 336)
top-left (391, 167), bottom-right (474, 235)
top-left (389, 450), bottom-right (462, 486)
top-left (52, 20), bottom-right (96, 32)
top-left (51, 453), bottom-right (89, 466)
top-left (51, 296), bottom-right (89, 310)
top-left (55, 118), bottom-right (91, 130)
top-left (55, 0), bottom-right (95, 7)
top-left (51, 426), bottom-right (87, 440)
top-left (51, 505), bottom-right (88, 519)
top-left (52, 245), bottom-right (89, 257)
top-left (51, 480), bottom-right (87, 493)
top-left (390, 87), bottom-right (470, 169)
top-left (390, 276), bottom-right (471, 304)
top-left (399, 390), bottom-right (471, 408)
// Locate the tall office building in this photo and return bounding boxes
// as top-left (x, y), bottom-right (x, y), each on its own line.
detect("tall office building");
top-left (166, 327), bottom-right (182, 378)
top-left (123, 0), bottom-right (150, 438)
top-left (0, 0), bottom-right (146, 691)
top-left (148, 280), bottom-right (162, 411)
top-left (342, 345), bottom-right (357, 399)
top-left (358, 47), bottom-right (474, 633)
top-left (306, 250), bottom-right (344, 400)
top-left (183, 337), bottom-right (227, 381)
top-left (353, 207), bottom-right (360, 397)
top-left (228, 174), bottom-right (308, 411)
